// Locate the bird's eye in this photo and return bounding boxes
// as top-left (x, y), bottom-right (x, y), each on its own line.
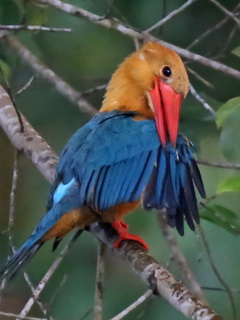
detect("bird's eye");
top-left (162, 66), bottom-right (172, 78)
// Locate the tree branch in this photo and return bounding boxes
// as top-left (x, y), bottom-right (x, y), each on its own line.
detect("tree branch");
top-left (0, 311), bottom-right (56, 320)
top-left (34, 0), bottom-right (240, 80)
top-left (93, 243), bottom-right (105, 320)
top-left (145, 0), bottom-right (198, 33)
top-left (190, 85), bottom-right (216, 117)
top-left (0, 25), bottom-right (72, 32)
top-left (89, 223), bottom-right (222, 320)
top-left (2, 35), bottom-right (97, 115)
top-left (0, 85), bottom-right (222, 319)
top-left (110, 290), bottom-right (152, 320)
top-left (207, 0), bottom-right (240, 27)
top-left (158, 215), bottom-right (206, 302)
top-left (196, 159), bottom-right (240, 170)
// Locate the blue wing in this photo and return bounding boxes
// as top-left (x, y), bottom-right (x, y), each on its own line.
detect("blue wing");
top-left (142, 135), bottom-right (205, 235)
top-left (48, 111), bottom-right (160, 213)
top-left (0, 111), bottom-right (205, 277)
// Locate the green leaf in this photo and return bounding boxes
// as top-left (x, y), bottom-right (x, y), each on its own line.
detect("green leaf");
top-left (216, 97), bottom-right (240, 128)
top-left (232, 45), bottom-right (240, 58)
top-left (201, 204), bottom-right (240, 234)
top-left (219, 107), bottom-right (240, 162)
top-left (0, 59), bottom-right (11, 84)
top-left (26, 4), bottom-right (47, 27)
top-left (216, 177), bottom-right (240, 195)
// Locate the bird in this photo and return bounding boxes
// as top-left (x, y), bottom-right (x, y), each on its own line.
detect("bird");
top-left (1, 41), bottom-right (205, 277)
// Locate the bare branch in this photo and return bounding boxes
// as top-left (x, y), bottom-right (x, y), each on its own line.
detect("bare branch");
top-left (208, 0), bottom-right (240, 27)
top-left (0, 311), bottom-right (54, 320)
top-left (187, 68), bottom-right (214, 89)
top-left (0, 86), bottom-right (58, 183)
top-left (110, 290), bottom-right (152, 320)
top-left (90, 223), bottom-right (222, 320)
top-left (145, 0), bottom-right (198, 33)
top-left (7, 149), bottom-right (18, 255)
top-left (190, 85), bottom-right (216, 117)
top-left (198, 226), bottom-right (236, 320)
top-left (187, 3), bottom-right (240, 50)
top-left (22, 273), bottom-right (51, 318)
top-left (158, 215), bottom-right (206, 302)
top-left (17, 232), bottom-right (80, 320)
top-left (196, 159), bottom-right (240, 170)
top-left (81, 84), bottom-right (107, 96)
top-left (3, 35), bottom-right (97, 115)
top-left (0, 25), bottom-right (72, 32)
top-left (33, 0), bottom-right (240, 80)
top-left (16, 75), bottom-right (38, 96)
top-left (0, 85), bottom-right (222, 320)
top-left (94, 243), bottom-right (106, 320)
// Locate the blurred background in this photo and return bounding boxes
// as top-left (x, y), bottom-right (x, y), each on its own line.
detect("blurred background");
top-left (0, 0), bottom-right (240, 319)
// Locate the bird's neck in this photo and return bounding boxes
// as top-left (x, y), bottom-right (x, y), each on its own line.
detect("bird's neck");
top-left (100, 65), bottom-right (154, 120)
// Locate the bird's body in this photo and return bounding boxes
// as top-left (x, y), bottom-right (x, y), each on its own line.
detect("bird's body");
top-left (1, 42), bottom-right (205, 277)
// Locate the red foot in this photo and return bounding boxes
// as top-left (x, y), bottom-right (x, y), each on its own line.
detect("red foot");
top-left (112, 220), bottom-right (149, 250)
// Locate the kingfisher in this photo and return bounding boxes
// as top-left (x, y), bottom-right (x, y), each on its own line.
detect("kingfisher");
top-left (1, 42), bottom-right (205, 277)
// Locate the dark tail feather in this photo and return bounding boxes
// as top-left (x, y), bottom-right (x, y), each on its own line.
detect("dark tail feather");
top-left (0, 241), bottom-right (43, 279)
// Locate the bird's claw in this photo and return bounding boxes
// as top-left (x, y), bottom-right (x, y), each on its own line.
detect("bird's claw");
top-left (112, 220), bottom-right (149, 250)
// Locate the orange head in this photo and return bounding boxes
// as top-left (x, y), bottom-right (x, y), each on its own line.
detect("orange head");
top-left (101, 42), bottom-right (189, 147)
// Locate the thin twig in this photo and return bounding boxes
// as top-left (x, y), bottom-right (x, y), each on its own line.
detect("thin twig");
top-left (22, 273), bottom-right (51, 318)
top-left (3, 35), bottom-right (97, 115)
top-left (145, 0), bottom-right (198, 32)
top-left (198, 225), bottom-right (237, 320)
top-left (187, 3), bottom-right (240, 50)
top-left (110, 290), bottom-right (152, 320)
top-left (211, 25), bottom-right (238, 60)
top-left (7, 149), bottom-right (19, 256)
top-left (0, 150), bottom-right (18, 301)
top-left (202, 286), bottom-right (240, 294)
top-left (208, 0), bottom-right (240, 27)
top-left (0, 25), bottom-right (72, 32)
top-left (34, 0), bottom-right (240, 80)
top-left (158, 0), bottom-right (167, 37)
top-left (81, 84), bottom-right (107, 96)
top-left (16, 75), bottom-right (38, 96)
top-left (190, 84), bottom-right (216, 117)
top-left (16, 232), bottom-right (80, 320)
top-left (0, 311), bottom-right (55, 320)
top-left (196, 159), bottom-right (240, 170)
top-left (187, 67), bottom-right (214, 88)
top-left (93, 243), bottom-right (106, 320)
top-left (49, 274), bottom-right (68, 308)
top-left (158, 215), bottom-right (206, 302)
top-left (0, 148), bottom-right (49, 317)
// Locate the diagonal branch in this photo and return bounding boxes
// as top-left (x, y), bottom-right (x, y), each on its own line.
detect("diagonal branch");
top-left (89, 223), bottom-right (222, 320)
top-left (158, 215), bottom-right (206, 302)
top-left (16, 232), bottom-right (80, 320)
top-left (187, 3), bottom-right (240, 50)
top-left (110, 290), bottom-right (152, 320)
top-left (197, 159), bottom-right (240, 170)
top-left (93, 243), bottom-right (105, 320)
top-left (2, 35), bottom-right (97, 115)
top-left (145, 0), bottom-right (198, 33)
top-left (207, 0), bottom-right (240, 27)
top-left (33, 0), bottom-right (240, 80)
top-left (0, 25), bottom-right (72, 32)
top-left (190, 85), bottom-right (216, 117)
top-left (0, 85), bottom-right (222, 320)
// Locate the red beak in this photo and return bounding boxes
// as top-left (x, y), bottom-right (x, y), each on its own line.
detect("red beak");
top-left (149, 77), bottom-right (182, 147)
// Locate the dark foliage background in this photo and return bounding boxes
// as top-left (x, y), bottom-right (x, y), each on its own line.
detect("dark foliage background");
top-left (0, 0), bottom-right (240, 319)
